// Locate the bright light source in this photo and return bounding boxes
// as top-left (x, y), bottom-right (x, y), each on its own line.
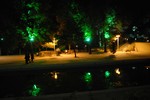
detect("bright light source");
top-left (116, 35), bottom-right (120, 38)
top-left (0, 38), bottom-right (4, 41)
top-left (86, 38), bottom-right (91, 42)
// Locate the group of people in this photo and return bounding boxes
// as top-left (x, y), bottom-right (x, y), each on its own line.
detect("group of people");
top-left (24, 42), bottom-right (34, 64)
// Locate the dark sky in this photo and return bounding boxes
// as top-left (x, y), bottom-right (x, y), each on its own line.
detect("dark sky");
top-left (77, 0), bottom-right (150, 18)
top-left (1, 0), bottom-right (149, 16)
top-left (0, 0), bottom-right (16, 29)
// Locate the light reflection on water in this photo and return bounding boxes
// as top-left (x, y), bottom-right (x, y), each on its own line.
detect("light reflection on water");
top-left (0, 65), bottom-right (149, 98)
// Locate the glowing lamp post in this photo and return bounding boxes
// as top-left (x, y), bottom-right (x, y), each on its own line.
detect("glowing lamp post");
top-left (116, 35), bottom-right (120, 50)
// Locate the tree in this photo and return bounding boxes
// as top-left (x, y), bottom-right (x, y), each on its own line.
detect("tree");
top-left (69, 1), bottom-right (93, 54)
top-left (101, 9), bottom-right (117, 52)
top-left (15, 0), bottom-right (61, 56)
top-left (16, 0), bottom-right (50, 45)
top-left (54, 1), bottom-right (84, 57)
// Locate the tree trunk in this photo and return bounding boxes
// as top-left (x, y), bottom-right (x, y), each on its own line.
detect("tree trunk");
top-left (73, 44), bottom-right (77, 58)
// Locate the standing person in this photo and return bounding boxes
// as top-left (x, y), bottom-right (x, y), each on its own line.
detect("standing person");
top-left (24, 42), bottom-right (30, 64)
top-left (30, 48), bottom-right (34, 63)
top-left (111, 41), bottom-right (116, 54)
top-left (25, 51), bottom-right (30, 64)
top-left (30, 42), bottom-right (34, 63)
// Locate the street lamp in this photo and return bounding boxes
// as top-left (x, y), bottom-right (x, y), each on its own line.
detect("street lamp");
top-left (116, 35), bottom-right (120, 50)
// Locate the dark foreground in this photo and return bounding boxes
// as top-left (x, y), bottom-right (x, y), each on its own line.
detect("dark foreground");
top-left (0, 58), bottom-right (150, 100)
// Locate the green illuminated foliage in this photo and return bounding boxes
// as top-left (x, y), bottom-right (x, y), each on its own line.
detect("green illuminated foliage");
top-left (103, 9), bottom-right (116, 39)
top-left (70, 1), bottom-right (92, 43)
top-left (29, 35), bottom-right (34, 41)
top-left (104, 32), bottom-right (110, 39)
top-left (81, 23), bottom-right (92, 43)
top-left (105, 10), bottom-right (116, 26)
top-left (27, 2), bottom-right (40, 11)
top-left (70, 2), bottom-right (80, 24)
top-left (106, 15), bottom-right (115, 27)
top-left (72, 13), bottom-right (83, 24)
top-left (17, 0), bottom-right (48, 43)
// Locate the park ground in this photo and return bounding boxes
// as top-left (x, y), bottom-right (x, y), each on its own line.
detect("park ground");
top-left (0, 51), bottom-right (150, 70)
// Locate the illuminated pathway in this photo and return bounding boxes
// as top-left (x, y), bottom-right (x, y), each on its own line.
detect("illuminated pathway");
top-left (0, 51), bottom-right (150, 70)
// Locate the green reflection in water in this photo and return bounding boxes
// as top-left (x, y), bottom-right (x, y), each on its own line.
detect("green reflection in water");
top-left (83, 72), bottom-right (92, 84)
top-left (29, 84), bottom-right (41, 96)
top-left (105, 70), bottom-right (111, 78)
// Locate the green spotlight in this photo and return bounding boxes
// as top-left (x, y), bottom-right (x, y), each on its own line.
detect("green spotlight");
top-left (29, 36), bottom-right (34, 42)
top-left (104, 32), bottom-right (110, 39)
top-left (85, 37), bottom-right (91, 42)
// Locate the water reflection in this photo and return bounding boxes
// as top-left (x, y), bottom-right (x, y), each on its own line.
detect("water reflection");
top-left (115, 68), bottom-right (121, 75)
top-left (29, 84), bottom-right (40, 96)
top-left (50, 71), bottom-right (60, 80)
top-left (0, 64), bottom-right (149, 98)
top-left (83, 72), bottom-right (92, 84)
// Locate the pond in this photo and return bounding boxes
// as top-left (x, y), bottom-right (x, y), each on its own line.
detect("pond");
top-left (0, 64), bottom-right (150, 98)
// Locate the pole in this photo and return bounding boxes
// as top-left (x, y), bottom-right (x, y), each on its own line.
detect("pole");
top-left (116, 35), bottom-right (120, 50)
top-left (117, 37), bottom-right (119, 50)
top-left (54, 38), bottom-right (55, 51)
top-left (0, 48), bottom-right (1, 55)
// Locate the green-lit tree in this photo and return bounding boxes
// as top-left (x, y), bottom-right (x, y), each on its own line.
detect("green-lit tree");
top-left (55, 1), bottom-right (85, 57)
top-left (102, 9), bottom-right (116, 52)
top-left (69, 1), bottom-right (93, 54)
top-left (17, 0), bottom-right (45, 42)
top-left (50, 1), bottom-right (77, 56)
top-left (69, 1), bottom-right (84, 56)
top-left (16, 0), bottom-right (51, 52)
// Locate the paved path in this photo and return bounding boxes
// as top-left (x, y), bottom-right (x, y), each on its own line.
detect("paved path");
top-left (0, 51), bottom-right (150, 70)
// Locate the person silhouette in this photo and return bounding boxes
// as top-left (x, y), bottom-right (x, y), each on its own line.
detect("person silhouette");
top-left (30, 49), bottom-right (34, 63)
top-left (24, 42), bottom-right (30, 64)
